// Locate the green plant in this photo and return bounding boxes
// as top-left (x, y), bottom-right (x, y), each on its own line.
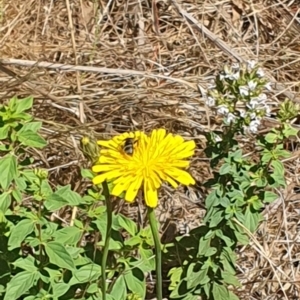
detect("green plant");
top-left (167, 62), bottom-right (299, 300)
top-left (0, 97), bottom-right (157, 300)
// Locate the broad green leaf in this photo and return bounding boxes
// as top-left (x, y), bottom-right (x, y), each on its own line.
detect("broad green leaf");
top-left (229, 291), bottom-right (240, 300)
top-left (222, 271), bottom-right (240, 286)
top-left (110, 275), bottom-right (127, 300)
top-left (13, 256), bottom-right (37, 272)
top-left (8, 219), bottom-right (35, 250)
top-left (263, 191), bottom-right (278, 203)
top-left (0, 125), bottom-right (9, 139)
top-left (212, 283), bottom-right (230, 300)
top-left (187, 264), bottom-right (209, 289)
top-left (117, 214), bottom-right (137, 236)
top-left (204, 247), bottom-right (217, 257)
top-left (4, 270), bottom-right (38, 300)
top-left (265, 133), bottom-right (278, 143)
top-left (51, 282), bottom-right (70, 298)
top-left (14, 97), bottom-right (33, 114)
top-left (44, 241), bottom-right (75, 270)
top-left (17, 129), bottom-right (47, 148)
top-left (53, 226), bottom-right (82, 245)
top-left (133, 248), bottom-right (154, 272)
top-left (124, 267), bottom-right (145, 299)
top-left (0, 154), bottom-right (18, 189)
top-left (209, 210), bottom-right (223, 227)
top-left (45, 185), bottom-right (81, 210)
top-left (69, 264), bottom-right (101, 285)
top-left (244, 207), bottom-right (260, 232)
top-left (0, 192), bottom-right (11, 213)
top-left (19, 121), bottom-right (42, 133)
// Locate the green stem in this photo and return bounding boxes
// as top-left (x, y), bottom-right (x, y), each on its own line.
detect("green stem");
top-left (101, 181), bottom-right (112, 300)
top-left (147, 207), bottom-right (162, 300)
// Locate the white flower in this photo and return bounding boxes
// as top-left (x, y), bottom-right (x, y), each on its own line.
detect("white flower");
top-left (248, 98), bottom-right (260, 109)
top-left (230, 71), bottom-right (240, 80)
top-left (264, 82), bottom-right (272, 91)
top-left (239, 109), bottom-right (247, 118)
top-left (248, 80), bottom-right (257, 91)
top-left (263, 104), bottom-right (271, 116)
top-left (257, 68), bottom-right (264, 77)
top-left (258, 93), bottom-right (267, 102)
top-left (206, 96), bottom-right (216, 107)
top-left (231, 63), bottom-right (240, 71)
top-left (226, 113), bottom-right (236, 123)
top-left (239, 86), bottom-right (249, 96)
top-left (247, 60), bottom-right (257, 70)
top-left (217, 105), bottom-right (229, 116)
top-left (249, 119), bottom-right (261, 133)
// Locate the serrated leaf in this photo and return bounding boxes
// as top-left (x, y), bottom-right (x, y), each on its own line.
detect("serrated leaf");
top-left (0, 192), bottom-right (11, 213)
top-left (110, 275), bottom-right (127, 300)
top-left (44, 241), bottom-right (75, 270)
top-left (8, 219), bottom-right (35, 250)
top-left (69, 264), bottom-right (101, 285)
top-left (4, 270), bottom-right (38, 300)
top-left (17, 129), bottom-right (47, 148)
top-left (0, 154), bottom-right (18, 189)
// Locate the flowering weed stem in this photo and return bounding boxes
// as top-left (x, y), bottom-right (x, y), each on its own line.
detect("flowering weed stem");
top-left (147, 207), bottom-right (163, 300)
top-left (101, 181), bottom-right (112, 300)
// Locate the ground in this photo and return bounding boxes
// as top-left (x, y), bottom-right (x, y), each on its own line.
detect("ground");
top-left (1, 0), bottom-right (300, 299)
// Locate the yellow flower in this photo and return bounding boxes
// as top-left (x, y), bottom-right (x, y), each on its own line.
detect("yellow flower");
top-left (92, 129), bottom-right (195, 208)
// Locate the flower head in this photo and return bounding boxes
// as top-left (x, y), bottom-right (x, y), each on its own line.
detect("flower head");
top-left (92, 129), bottom-right (195, 208)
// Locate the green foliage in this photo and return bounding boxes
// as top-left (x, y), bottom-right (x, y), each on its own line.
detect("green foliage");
top-left (0, 97), bottom-right (154, 300)
top-left (167, 65), bottom-right (299, 299)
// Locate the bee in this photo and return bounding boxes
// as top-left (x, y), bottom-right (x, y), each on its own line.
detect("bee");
top-left (123, 138), bottom-right (136, 155)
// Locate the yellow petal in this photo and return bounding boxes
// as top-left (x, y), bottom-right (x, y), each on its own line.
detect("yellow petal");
top-left (144, 179), bottom-right (158, 208)
top-left (125, 176), bottom-right (143, 202)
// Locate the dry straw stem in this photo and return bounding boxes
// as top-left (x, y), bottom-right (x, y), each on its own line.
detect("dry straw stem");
top-left (1, 0), bottom-right (300, 298)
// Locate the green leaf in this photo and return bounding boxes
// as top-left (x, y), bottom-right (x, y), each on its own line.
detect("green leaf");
top-left (0, 192), bottom-right (11, 213)
top-left (263, 191), bottom-right (278, 203)
top-left (117, 214), bottom-right (137, 236)
top-left (222, 271), bottom-right (240, 286)
top-left (219, 163), bottom-right (232, 175)
top-left (19, 121), bottom-right (42, 133)
top-left (209, 210), bottom-right (223, 227)
top-left (13, 256), bottom-right (37, 272)
top-left (17, 129), bottom-right (47, 148)
top-left (14, 97), bottom-right (33, 114)
top-left (244, 207), bottom-right (261, 232)
top-left (0, 154), bottom-right (18, 189)
top-left (187, 263), bottom-right (209, 289)
top-left (4, 270), bottom-right (38, 300)
top-left (8, 219), bottom-right (35, 250)
top-left (110, 275), bottom-right (127, 300)
top-left (51, 282), bottom-right (70, 298)
top-left (45, 185), bottom-right (82, 210)
top-left (265, 132), bottom-right (278, 143)
top-left (69, 264), bottom-right (101, 285)
top-left (53, 226), bottom-right (82, 245)
top-left (124, 267), bottom-right (145, 299)
top-left (212, 283), bottom-right (230, 300)
top-left (0, 125), bottom-right (9, 139)
top-left (44, 241), bottom-right (75, 270)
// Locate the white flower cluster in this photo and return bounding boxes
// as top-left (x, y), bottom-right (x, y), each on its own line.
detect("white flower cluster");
top-left (205, 61), bottom-right (272, 134)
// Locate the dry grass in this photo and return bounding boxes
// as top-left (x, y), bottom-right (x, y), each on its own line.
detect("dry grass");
top-left (1, 0), bottom-right (300, 299)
